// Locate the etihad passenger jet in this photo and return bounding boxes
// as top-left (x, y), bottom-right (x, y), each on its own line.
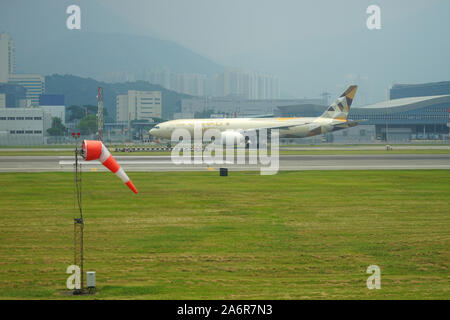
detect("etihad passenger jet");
top-left (149, 85), bottom-right (359, 142)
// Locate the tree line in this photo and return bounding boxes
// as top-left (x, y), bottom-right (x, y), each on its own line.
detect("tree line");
top-left (47, 105), bottom-right (108, 136)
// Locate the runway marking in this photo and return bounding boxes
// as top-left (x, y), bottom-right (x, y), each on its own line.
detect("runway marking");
top-left (2, 164), bottom-right (450, 173)
top-left (60, 160), bottom-right (174, 165)
top-left (59, 160), bottom-right (235, 165)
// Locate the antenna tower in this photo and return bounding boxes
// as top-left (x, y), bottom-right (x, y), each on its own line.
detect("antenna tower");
top-left (97, 87), bottom-right (104, 141)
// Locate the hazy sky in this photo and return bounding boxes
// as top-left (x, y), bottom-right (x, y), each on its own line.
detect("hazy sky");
top-left (99, 0), bottom-right (439, 63)
top-left (1, 0), bottom-right (449, 103)
top-left (96, 0), bottom-right (450, 102)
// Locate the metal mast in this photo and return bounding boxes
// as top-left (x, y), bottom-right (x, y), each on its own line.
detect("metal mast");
top-left (97, 87), bottom-right (104, 141)
top-left (73, 132), bottom-right (84, 293)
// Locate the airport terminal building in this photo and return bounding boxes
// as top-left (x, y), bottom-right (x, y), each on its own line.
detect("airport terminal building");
top-left (276, 82), bottom-right (450, 143)
top-left (390, 81), bottom-right (450, 99)
top-left (350, 95), bottom-right (450, 142)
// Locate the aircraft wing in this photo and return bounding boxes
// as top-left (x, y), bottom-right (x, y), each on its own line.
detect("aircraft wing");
top-left (332, 119), bottom-right (366, 129)
top-left (241, 119), bottom-right (362, 133)
top-left (242, 119), bottom-right (313, 132)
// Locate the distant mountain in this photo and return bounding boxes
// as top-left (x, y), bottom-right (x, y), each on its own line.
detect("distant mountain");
top-left (45, 74), bottom-right (192, 120)
top-left (1, 1), bottom-right (224, 80)
top-left (19, 31), bottom-right (224, 80)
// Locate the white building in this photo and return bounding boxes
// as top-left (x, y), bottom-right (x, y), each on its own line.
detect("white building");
top-left (116, 94), bottom-right (129, 123)
top-left (0, 93), bottom-right (5, 108)
top-left (0, 108), bottom-right (52, 145)
top-left (102, 68), bottom-right (279, 100)
top-left (212, 69), bottom-right (280, 100)
top-left (8, 74), bottom-right (45, 106)
top-left (39, 105), bottom-right (65, 125)
top-left (116, 90), bottom-right (162, 123)
top-left (173, 73), bottom-right (206, 96)
top-left (142, 70), bottom-right (206, 96)
top-left (0, 33), bottom-right (15, 83)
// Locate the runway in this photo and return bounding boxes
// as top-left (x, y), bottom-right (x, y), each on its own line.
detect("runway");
top-left (1, 154), bottom-right (450, 172)
top-left (2, 145), bottom-right (450, 152)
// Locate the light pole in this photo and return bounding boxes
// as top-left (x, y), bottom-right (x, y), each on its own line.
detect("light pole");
top-left (385, 89), bottom-right (391, 150)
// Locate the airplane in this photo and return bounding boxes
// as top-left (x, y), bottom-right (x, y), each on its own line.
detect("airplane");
top-left (149, 85), bottom-right (359, 143)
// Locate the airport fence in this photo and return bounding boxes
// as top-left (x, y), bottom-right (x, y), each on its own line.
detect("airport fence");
top-left (0, 133), bottom-right (449, 147)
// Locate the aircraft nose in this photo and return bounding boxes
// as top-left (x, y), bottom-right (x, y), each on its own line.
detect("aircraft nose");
top-left (149, 126), bottom-right (160, 136)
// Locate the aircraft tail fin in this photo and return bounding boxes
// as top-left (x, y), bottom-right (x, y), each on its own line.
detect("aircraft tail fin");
top-left (320, 85), bottom-right (358, 120)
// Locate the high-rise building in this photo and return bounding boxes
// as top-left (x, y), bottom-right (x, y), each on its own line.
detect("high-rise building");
top-left (0, 83), bottom-right (26, 108)
top-left (141, 70), bottom-right (206, 96)
top-left (8, 74), bottom-right (45, 106)
top-left (0, 33), bottom-right (15, 83)
top-left (172, 73), bottom-right (206, 96)
top-left (116, 90), bottom-right (162, 122)
top-left (212, 69), bottom-right (280, 99)
top-left (116, 94), bottom-right (129, 123)
top-left (102, 68), bottom-right (279, 100)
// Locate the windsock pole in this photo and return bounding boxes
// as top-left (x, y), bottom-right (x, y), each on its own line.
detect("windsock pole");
top-left (82, 140), bottom-right (138, 194)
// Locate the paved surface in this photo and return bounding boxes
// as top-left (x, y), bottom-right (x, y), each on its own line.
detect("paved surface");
top-left (1, 154), bottom-right (449, 172)
top-left (1, 145), bottom-right (450, 152)
top-left (282, 145), bottom-right (450, 151)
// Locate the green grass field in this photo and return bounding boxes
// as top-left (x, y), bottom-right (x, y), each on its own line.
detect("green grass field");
top-left (0, 170), bottom-right (449, 299)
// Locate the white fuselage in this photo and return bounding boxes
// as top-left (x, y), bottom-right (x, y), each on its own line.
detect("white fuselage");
top-left (149, 117), bottom-right (346, 140)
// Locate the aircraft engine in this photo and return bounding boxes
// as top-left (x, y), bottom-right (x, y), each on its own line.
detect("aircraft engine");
top-left (220, 131), bottom-right (246, 145)
top-left (321, 124), bottom-right (334, 133)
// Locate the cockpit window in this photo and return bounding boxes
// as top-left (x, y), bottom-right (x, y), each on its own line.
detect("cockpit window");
top-left (154, 126), bottom-right (160, 129)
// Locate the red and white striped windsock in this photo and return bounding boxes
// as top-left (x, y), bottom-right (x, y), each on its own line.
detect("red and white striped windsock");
top-left (82, 140), bottom-right (138, 194)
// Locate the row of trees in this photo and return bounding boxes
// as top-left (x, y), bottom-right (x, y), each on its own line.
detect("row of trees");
top-left (67, 105), bottom-right (108, 122)
top-left (47, 105), bottom-right (105, 136)
top-left (47, 104), bottom-right (166, 137)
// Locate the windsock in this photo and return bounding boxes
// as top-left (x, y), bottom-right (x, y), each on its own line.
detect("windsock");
top-left (82, 140), bottom-right (138, 194)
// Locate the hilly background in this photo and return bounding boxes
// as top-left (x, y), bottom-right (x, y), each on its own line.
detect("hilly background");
top-left (1, 0), bottom-right (224, 79)
top-left (1, 0), bottom-right (222, 119)
top-left (45, 74), bottom-right (192, 121)
top-left (1, 0), bottom-right (450, 105)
